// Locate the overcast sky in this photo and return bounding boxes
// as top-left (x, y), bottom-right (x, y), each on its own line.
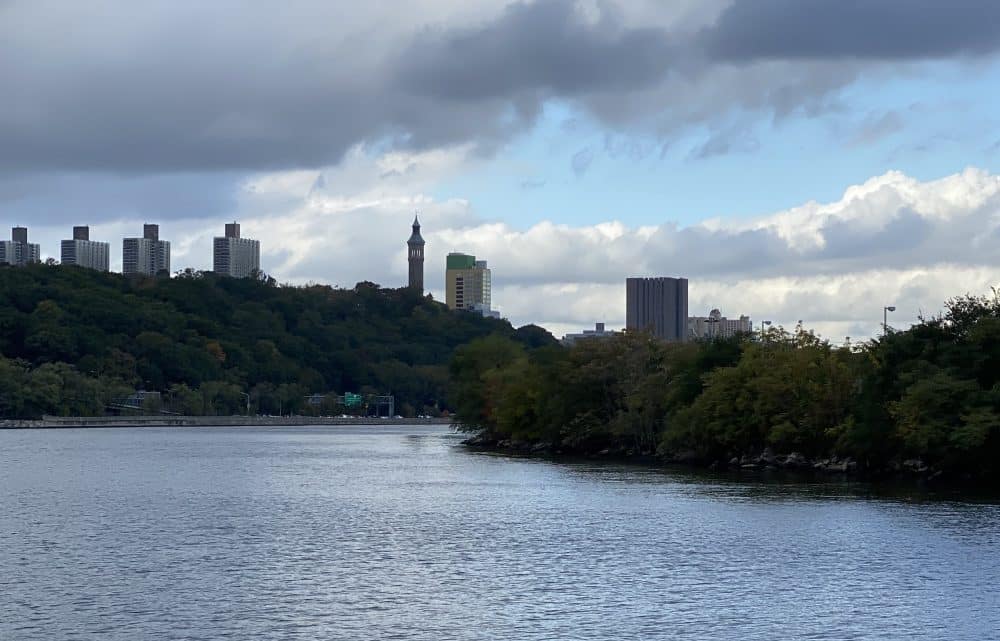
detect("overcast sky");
top-left (3, 0), bottom-right (1000, 340)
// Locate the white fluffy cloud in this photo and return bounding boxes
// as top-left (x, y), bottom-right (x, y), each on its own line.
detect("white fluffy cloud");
top-left (23, 149), bottom-right (1000, 342)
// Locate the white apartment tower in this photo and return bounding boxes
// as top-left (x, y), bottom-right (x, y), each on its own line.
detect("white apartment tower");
top-left (123, 224), bottom-right (171, 276)
top-left (0, 227), bottom-right (41, 266)
top-left (688, 309), bottom-right (752, 339)
top-left (213, 222), bottom-right (260, 278)
top-left (60, 226), bottom-right (110, 272)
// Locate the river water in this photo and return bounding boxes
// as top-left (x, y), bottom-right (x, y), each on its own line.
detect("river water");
top-left (1, 425), bottom-right (998, 640)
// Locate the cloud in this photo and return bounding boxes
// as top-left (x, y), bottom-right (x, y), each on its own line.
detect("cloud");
top-left (571, 147), bottom-right (596, 176)
top-left (395, 0), bottom-right (675, 101)
top-left (3, 0), bottom-right (998, 174)
top-left (0, 172), bottom-right (241, 226)
top-left (687, 126), bottom-right (760, 160)
top-left (702, 0), bottom-right (1000, 61)
top-left (848, 110), bottom-right (906, 146)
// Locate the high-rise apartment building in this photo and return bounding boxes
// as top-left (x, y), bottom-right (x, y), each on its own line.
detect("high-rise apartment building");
top-left (0, 227), bottom-right (41, 266)
top-left (689, 309), bottom-right (751, 339)
top-left (446, 253), bottom-right (494, 316)
top-left (123, 224), bottom-right (171, 276)
top-left (60, 226), bottom-right (110, 272)
top-left (407, 215), bottom-right (425, 293)
top-left (626, 277), bottom-right (689, 341)
top-left (213, 222), bottom-right (260, 278)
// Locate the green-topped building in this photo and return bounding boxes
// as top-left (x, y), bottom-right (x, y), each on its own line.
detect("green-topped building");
top-left (446, 252), bottom-right (495, 317)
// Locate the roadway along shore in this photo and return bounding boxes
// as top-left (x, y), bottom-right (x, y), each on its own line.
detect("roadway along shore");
top-left (1, 416), bottom-right (455, 429)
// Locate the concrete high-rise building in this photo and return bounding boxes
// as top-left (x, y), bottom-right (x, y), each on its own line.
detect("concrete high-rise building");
top-left (626, 277), bottom-right (689, 341)
top-left (689, 309), bottom-right (752, 340)
top-left (0, 227), bottom-right (41, 266)
top-left (213, 222), bottom-right (260, 278)
top-left (123, 224), bottom-right (171, 276)
top-left (446, 253), bottom-right (494, 316)
top-left (407, 214), bottom-right (425, 292)
top-left (60, 226), bottom-right (110, 272)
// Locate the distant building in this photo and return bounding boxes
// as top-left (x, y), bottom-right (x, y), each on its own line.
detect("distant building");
top-left (60, 226), bottom-right (110, 272)
top-left (123, 224), bottom-right (171, 276)
top-left (689, 309), bottom-right (752, 340)
top-left (561, 322), bottom-right (620, 346)
top-left (0, 227), bottom-right (41, 266)
top-left (470, 303), bottom-right (500, 319)
top-left (446, 253), bottom-right (495, 316)
top-left (626, 277), bottom-right (689, 341)
top-left (213, 222), bottom-right (260, 278)
top-left (407, 214), bottom-right (425, 292)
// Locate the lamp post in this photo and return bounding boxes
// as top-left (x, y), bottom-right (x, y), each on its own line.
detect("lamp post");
top-left (760, 320), bottom-right (772, 341)
top-left (705, 316), bottom-right (720, 340)
top-left (883, 306), bottom-right (896, 337)
top-left (240, 392), bottom-right (250, 416)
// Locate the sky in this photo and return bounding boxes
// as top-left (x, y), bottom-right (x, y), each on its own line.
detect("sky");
top-left (3, 0), bottom-right (1000, 340)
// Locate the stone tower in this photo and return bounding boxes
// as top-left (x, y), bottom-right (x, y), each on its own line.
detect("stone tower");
top-left (407, 214), bottom-right (425, 292)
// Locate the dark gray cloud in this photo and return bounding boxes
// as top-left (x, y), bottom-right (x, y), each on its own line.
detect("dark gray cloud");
top-left (1, 0), bottom-right (999, 178)
top-left (395, 0), bottom-right (674, 100)
top-left (687, 127), bottom-right (760, 160)
top-left (0, 172), bottom-right (240, 225)
top-left (813, 210), bottom-right (933, 261)
top-left (703, 0), bottom-right (1000, 61)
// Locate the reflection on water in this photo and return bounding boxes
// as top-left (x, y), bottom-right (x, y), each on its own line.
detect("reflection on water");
top-left (1, 425), bottom-right (998, 640)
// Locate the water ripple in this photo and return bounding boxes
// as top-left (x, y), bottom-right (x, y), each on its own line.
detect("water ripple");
top-left (1, 425), bottom-right (998, 640)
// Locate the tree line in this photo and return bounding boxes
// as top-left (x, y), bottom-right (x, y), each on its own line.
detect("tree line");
top-left (450, 291), bottom-right (1000, 479)
top-left (0, 264), bottom-right (553, 419)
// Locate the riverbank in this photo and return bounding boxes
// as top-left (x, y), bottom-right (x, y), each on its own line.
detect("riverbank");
top-left (1, 415), bottom-right (454, 429)
top-left (461, 433), bottom-right (969, 482)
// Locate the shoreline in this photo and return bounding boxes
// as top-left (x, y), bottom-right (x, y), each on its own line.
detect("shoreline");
top-left (1, 415), bottom-right (454, 429)
top-left (461, 435), bottom-right (991, 485)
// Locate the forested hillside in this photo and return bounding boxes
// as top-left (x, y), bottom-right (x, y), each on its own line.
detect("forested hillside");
top-left (452, 291), bottom-right (1000, 480)
top-left (0, 265), bottom-right (553, 418)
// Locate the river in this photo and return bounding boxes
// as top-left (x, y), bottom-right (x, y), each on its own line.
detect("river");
top-left (1, 425), bottom-right (997, 640)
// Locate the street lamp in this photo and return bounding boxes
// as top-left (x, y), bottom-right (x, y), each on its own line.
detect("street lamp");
top-left (704, 316), bottom-right (720, 339)
top-left (883, 306), bottom-right (896, 337)
top-left (760, 320), bottom-right (772, 341)
top-left (239, 392), bottom-right (250, 416)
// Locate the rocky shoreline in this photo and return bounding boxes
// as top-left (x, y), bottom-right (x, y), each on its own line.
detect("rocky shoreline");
top-left (462, 433), bottom-right (945, 480)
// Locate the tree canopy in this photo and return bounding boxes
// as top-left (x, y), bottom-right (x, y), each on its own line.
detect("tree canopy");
top-left (451, 291), bottom-right (1000, 479)
top-left (0, 264), bottom-right (553, 418)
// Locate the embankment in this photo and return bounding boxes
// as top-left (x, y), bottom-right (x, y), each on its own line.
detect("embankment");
top-left (2, 416), bottom-right (454, 429)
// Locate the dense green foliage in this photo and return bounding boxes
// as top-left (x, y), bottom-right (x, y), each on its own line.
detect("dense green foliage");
top-left (0, 264), bottom-right (553, 418)
top-left (451, 292), bottom-right (1000, 478)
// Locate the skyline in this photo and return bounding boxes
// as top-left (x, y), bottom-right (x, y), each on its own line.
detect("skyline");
top-left (5, 165), bottom-right (999, 342)
top-left (3, 1), bottom-right (1000, 340)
